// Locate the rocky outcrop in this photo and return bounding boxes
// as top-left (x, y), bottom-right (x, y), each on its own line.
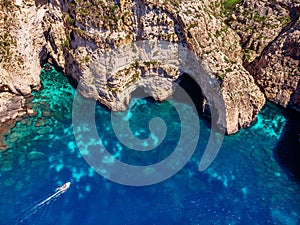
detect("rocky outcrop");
top-left (0, 92), bottom-right (26, 150)
top-left (7, 0), bottom-right (300, 135)
top-left (0, 0), bottom-right (66, 125)
top-left (225, 0), bottom-right (300, 114)
top-left (174, 0), bottom-right (265, 133)
top-left (0, 92), bottom-right (26, 123)
top-left (228, 0), bottom-right (299, 65)
top-left (62, 0), bottom-right (265, 134)
top-left (247, 18), bottom-right (300, 111)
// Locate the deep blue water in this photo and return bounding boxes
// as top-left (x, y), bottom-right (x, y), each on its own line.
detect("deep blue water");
top-left (0, 69), bottom-right (299, 225)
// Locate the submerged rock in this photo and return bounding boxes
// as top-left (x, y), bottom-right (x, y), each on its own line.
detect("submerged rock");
top-left (1, 160), bottom-right (13, 172)
top-left (18, 155), bottom-right (26, 166)
top-left (0, 119), bottom-right (17, 150)
top-left (4, 178), bottom-right (15, 187)
top-left (37, 126), bottom-right (52, 135)
top-left (15, 181), bottom-right (24, 192)
top-left (27, 151), bottom-right (46, 160)
top-left (42, 111), bottom-right (53, 117)
top-left (34, 118), bottom-right (48, 127)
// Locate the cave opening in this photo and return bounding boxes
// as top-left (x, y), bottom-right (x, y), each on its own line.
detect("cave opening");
top-left (129, 73), bottom-right (208, 117)
top-left (176, 73), bottom-right (205, 116)
top-left (39, 46), bottom-right (79, 90)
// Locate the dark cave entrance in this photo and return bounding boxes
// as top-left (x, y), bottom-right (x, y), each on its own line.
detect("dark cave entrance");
top-left (130, 73), bottom-right (206, 117)
top-left (129, 73), bottom-right (207, 117)
top-left (176, 73), bottom-right (205, 116)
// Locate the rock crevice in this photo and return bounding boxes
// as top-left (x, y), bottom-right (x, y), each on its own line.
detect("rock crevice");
top-left (0, 0), bottom-right (298, 136)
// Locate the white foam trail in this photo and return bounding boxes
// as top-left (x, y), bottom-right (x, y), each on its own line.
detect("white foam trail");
top-left (17, 182), bottom-right (71, 224)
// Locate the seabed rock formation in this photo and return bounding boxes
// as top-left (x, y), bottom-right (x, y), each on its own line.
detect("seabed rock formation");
top-left (0, 0), bottom-right (299, 137)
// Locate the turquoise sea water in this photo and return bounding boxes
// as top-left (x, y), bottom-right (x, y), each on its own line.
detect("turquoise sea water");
top-left (0, 68), bottom-right (299, 224)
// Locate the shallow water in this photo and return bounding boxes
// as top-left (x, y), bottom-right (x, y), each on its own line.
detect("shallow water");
top-left (0, 69), bottom-right (299, 225)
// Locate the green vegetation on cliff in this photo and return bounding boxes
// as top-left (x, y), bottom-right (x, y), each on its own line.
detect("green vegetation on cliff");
top-left (222, 0), bottom-right (243, 16)
top-left (0, 0), bottom-right (16, 65)
top-left (73, 0), bottom-right (122, 29)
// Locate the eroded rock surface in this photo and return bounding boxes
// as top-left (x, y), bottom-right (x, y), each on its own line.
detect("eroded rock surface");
top-left (62, 0), bottom-right (265, 133)
top-left (247, 18), bottom-right (300, 111)
top-left (226, 0), bottom-right (300, 114)
top-left (0, 0), bottom-right (298, 136)
top-left (0, 0), bottom-right (66, 127)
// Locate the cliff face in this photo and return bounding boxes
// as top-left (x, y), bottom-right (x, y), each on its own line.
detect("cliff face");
top-left (62, 0), bottom-right (265, 134)
top-left (228, 0), bottom-right (297, 64)
top-left (0, 0), bottom-right (298, 136)
top-left (228, 0), bottom-right (300, 112)
top-left (0, 0), bottom-right (66, 124)
top-left (247, 18), bottom-right (300, 111)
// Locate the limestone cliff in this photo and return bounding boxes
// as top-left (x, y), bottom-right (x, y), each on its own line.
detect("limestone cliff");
top-left (247, 18), bottom-right (300, 111)
top-left (228, 0), bottom-right (297, 64)
top-left (227, 0), bottom-right (300, 113)
top-left (0, 0), bottom-right (298, 136)
top-left (0, 0), bottom-right (66, 123)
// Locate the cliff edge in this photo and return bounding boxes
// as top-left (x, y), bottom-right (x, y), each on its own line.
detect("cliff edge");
top-left (0, 0), bottom-right (299, 137)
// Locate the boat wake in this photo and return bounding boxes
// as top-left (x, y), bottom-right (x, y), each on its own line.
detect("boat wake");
top-left (16, 182), bottom-right (71, 225)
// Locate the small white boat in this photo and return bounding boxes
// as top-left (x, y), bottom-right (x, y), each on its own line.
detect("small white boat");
top-left (56, 182), bottom-right (71, 193)
top-left (17, 182), bottom-right (71, 223)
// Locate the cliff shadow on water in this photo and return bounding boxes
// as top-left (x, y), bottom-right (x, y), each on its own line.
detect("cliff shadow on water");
top-left (274, 107), bottom-right (300, 182)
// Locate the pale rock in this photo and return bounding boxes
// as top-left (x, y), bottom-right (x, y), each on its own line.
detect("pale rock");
top-left (0, 0), bottom-right (297, 135)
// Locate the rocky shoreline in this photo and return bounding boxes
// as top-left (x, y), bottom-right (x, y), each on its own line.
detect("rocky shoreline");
top-left (0, 0), bottom-right (299, 141)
